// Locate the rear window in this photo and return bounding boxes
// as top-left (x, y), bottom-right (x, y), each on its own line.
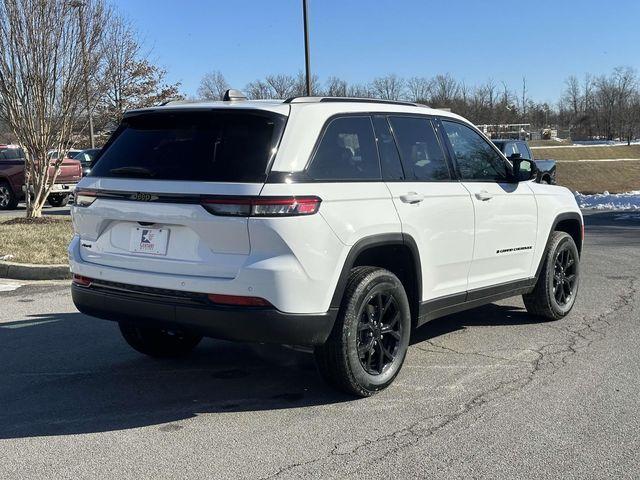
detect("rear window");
top-left (0, 148), bottom-right (25, 160)
top-left (91, 110), bottom-right (286, 182)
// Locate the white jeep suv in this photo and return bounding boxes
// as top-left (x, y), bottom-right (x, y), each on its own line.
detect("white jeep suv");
top-left (69, 93), bottom-right (583, 396)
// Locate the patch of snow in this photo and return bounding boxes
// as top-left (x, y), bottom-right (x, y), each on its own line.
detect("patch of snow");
top-left (0, 281), bottom-right (22, 292)
top-left (575, 191), bottom-right (640, 210)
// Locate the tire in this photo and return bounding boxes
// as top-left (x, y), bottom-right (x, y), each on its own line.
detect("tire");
top-left (523, 231), bottom-right (580, 320)
top-left (119, 323), bottom-right (202, 358)
top-left (47, 193), bottom-right (69, 207)
top-left (0, 181), bottom-right (19, 210)
top-left (314, 266), bottom-right (411, 397)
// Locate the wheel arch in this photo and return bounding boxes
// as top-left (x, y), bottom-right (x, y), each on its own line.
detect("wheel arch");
top-left (330, 233), bottom-right (422, 325)
top-left (534, 212), bottom-right (583, 280)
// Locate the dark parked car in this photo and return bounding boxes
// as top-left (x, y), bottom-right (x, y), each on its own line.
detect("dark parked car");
top-left (73, 148), bottom-right (101, 176)
top-left (492, 139), bottom-right (556, 184)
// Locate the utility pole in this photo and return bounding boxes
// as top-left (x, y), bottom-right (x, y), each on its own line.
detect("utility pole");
top-left (302, 0), bottom-right (312, 96)
top-left (69, 0), bottom-right (95, 148)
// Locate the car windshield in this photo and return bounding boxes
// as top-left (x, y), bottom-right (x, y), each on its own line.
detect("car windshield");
top-left (90, 110), bottom-right (287, 182)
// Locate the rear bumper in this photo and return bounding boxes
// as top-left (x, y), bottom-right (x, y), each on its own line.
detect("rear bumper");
top-left (22, 182), bottom-right (77, 194)
top-left (71, 284), bottom-right (337, 346)
top-left (49, 183), bottom-right (77, 194)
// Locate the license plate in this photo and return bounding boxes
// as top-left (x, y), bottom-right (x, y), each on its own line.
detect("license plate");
top-left (129, 227), bottom-right (169, 255)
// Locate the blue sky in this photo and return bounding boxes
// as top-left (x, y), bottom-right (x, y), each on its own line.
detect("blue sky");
top-left (112, 0), bottom-right (640, 103)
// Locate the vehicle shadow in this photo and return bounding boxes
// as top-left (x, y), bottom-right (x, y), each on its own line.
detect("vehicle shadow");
top-left (410, 302), bottom-right (543, 344)
top-left (0, 303), bottom-right (542, 440)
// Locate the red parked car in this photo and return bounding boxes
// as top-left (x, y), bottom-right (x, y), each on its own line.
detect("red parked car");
top-left (0, 145), bottom-right (82, 209)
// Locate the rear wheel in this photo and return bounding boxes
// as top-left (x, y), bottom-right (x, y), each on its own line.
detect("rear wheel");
top-left (523, 231), bottom-right (580, 320)
top-left (0, 181), bottom-right (18, 210)
top-left (314, 267), bottom-right (411, 397)
top-left (119, 323), bottom-right (202, 358)
top-left (47, 193), bottom-right (69, 207)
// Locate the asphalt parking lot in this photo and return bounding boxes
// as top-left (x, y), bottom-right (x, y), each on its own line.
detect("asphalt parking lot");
top-left (0, 211), bottom-right (639, 479)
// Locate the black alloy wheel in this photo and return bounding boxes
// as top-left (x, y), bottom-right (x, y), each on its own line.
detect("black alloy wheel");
top-left (552, 244), bottom-right (577, 307)
top-left (357, 291), bottom-right (403, 375)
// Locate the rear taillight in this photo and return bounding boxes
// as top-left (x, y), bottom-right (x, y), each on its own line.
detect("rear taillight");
top-left (207, 293), bottom-right (272, 307)
top-left (201, 196), bottom-right (321, 217)
top-left (72, 274), bottom-right (93, 287)
top-left (75, 189), bottom-right (97, 207)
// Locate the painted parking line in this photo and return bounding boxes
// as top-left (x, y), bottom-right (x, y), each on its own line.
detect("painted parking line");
top-left (0, 282), bottom-right (22, 292)
top-left (0, 319), bottom-right (61, 329)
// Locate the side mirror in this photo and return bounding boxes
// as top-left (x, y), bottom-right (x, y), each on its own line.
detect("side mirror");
top-left (512, 158), bottom-right (538, 182)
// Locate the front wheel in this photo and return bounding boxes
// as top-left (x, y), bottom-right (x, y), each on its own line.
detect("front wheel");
top-left (47, 193), bottom-right (69, 207)
top-left (523, 231), bottom-right (580, 320)
top-left (314, 267), bottom-right (411, 397)
top-left (0, 181), bottom-right (18, 210)
top-left (119, 323), bottom-right (202, 358)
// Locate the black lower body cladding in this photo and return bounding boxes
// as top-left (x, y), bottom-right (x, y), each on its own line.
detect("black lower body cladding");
top-left (72, 284), bottom-right (337, 346)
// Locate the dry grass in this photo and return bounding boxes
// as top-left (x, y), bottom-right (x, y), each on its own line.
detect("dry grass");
top-left (0, 216), bottom-right (73, 264)
top-left (556, 160), bottom-right (640, 194)
top-left (532, 144), bottom-right (640, 161)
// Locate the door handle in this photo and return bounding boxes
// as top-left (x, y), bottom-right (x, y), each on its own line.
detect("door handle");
top-left (399, 192), bottom-right (425, 204)
top-left (475, 190), bottom-right (493, 201)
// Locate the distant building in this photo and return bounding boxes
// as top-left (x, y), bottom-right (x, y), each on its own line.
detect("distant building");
top-left (476, 123), bottom-right (531, 140)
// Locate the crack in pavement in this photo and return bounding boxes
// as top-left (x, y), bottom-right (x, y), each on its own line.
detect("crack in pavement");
top-left (261, 277), bottom-right (637, 479)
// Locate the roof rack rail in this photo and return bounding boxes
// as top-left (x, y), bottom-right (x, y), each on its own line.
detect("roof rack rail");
top-left (283, 96), bottom-right (428, 107)
top-left (159, 98), bottom-right (197, 106)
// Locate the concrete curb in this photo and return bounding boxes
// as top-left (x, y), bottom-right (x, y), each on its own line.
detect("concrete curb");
top-left (0, 261), bottom-right (71, 280)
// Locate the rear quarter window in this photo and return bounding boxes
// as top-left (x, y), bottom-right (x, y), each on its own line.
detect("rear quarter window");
top-left (91, 110), bottom-right (286, 182)
top-left (307, 116), bottom-right (381, 181)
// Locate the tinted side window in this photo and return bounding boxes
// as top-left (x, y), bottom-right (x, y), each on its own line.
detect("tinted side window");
top-left (372, 116), bottom-right (404, 180)
top-left (503, 142), bottom-right (517, 157)
top-left (442, 121), bottom-right (509, 182)
top-left (388, 116), bottom-right (450, 181)
top-left (517, 142), bottom-right (532, 160)
top-left (308, 116), bottom-right (380, 180)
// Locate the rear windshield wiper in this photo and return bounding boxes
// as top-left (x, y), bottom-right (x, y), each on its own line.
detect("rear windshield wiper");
top-left (109, 166), bottom-right (156, 177)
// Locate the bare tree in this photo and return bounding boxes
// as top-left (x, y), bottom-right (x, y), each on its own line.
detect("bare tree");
top-left (563, 75), bottom-right (581, 118)
top-left (96, 14), bottom-right (181, 131)
top-left (0, 0), bottom-right (108, 217)
top-left (265, 74), bottom-right (296, 98)
top-left (326, 76), bottom-right (348, 97)
top-left (346, 83), bottom-right (372, 98)
top-left (406, 76), bottom-right (431, 103)
top-left (197, 70), bottom-right (229, 100)
top-left (293, 71), bottom-right (321, 96)
top-left (429, 73), bottom-right (460, 108)
top-left (370, 74), bottom-right (405, 100)
top-left (521, 77), bottom-right (527, 119)
top-left (244, 79), bottom-right (272, 99)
